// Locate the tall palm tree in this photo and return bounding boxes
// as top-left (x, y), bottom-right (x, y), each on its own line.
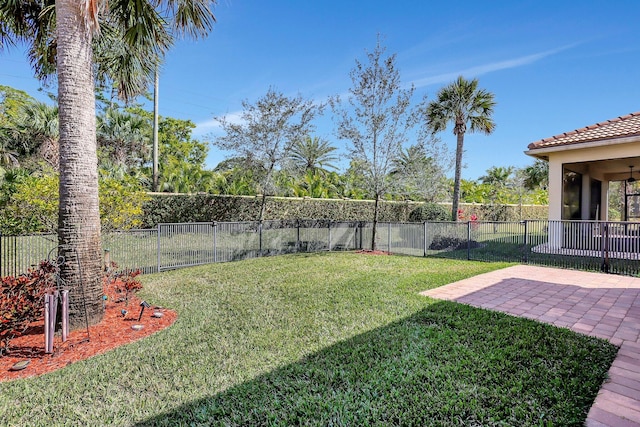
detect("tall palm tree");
top-left (1, 0), bottom-right (216, 328)
top-left (426, 76), bottom-right (496, 221)
top-left (289, 136), bottom-right (339, 175)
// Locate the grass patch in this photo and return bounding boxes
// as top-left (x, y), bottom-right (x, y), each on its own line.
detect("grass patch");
top-left (0, 253), bottom-right (616, 426)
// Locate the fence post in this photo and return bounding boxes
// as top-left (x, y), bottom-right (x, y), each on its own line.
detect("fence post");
top-left (328, 221), bottom-right (332, 251)
top-left (259, 221), bottom-right (263, 257)
top-left (212, 222), bottom-right (217, 263)
top-left (423, 222), bottom-right (427, 257)
top-left (601, 222), bottom-right (610, 273)
top-left (352, 222), bottom-right (357, 251)
top-left (522, 220), bottom-right (529, 264)
top-left (387, 222), bottom-right (391, 253)
top-left (13, 235), bottom-right (17, 278)
top-left (296, 219), bottom-right (301, 252)
top-left (467, 221), bottom-right (471, 261)
top-left (359, 222), bottom-right (364, 250)
top-left (156, 224), bottom-right (161, 273)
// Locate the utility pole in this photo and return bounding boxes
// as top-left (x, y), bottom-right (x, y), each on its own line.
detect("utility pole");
top-left (152, 70), bottom-right (159, 192)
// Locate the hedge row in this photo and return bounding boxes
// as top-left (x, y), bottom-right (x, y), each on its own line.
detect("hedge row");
top-left (140, 194), bottom-right (548, 227)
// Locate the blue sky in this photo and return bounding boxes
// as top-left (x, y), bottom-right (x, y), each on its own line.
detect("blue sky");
top-left (2, 1), bottom-right (640, 180)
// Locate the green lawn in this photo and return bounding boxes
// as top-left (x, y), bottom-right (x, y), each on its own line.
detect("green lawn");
top-left (0, 253), bottom-right (617, 426)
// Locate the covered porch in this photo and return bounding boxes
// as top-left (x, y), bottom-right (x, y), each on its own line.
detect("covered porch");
top-left (526, 112), bottom-right (640, 250)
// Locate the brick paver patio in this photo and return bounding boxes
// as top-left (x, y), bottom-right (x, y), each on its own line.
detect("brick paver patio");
top-left (421, 265), bottom-right (640, 427)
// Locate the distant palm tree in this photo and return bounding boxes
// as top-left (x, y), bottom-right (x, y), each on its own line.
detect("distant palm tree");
top-left (97, 108), bottom-right (150, 172)
top-left (0, 141), bottom-right (19, 169)
top-left (426, 76), bottom-right (496, 221)
top-left (15, 101), bottom-right (59, 169)
top-left (522, 159), bottom-right (549, 190)
top-left (480, 166), bottom-right (513, 187)
top-left (290, 136), bottom-right (339, 175)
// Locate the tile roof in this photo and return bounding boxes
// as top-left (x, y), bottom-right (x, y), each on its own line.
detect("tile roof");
top-left (527, 112), bottom-right (640, 150)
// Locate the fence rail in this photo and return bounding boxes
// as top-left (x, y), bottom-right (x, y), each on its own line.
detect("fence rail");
top-left (2, 219), bottom-right (639, 277)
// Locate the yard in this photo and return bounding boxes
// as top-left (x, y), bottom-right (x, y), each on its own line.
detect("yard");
top-left (0, 253), bottom-right (617, 426)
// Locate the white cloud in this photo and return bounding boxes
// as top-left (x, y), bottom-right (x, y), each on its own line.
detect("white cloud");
top-left (412, 44), bottom-right (578, 88)
top-left (194, 111), bottom-right (244, 136)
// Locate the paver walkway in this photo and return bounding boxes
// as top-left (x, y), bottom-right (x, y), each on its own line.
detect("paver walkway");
top-left (421, 265), bottom-right (640, 427)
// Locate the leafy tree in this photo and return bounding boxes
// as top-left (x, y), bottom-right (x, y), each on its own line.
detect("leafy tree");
top-left (339, 160), bottom-right (371, 200)
top-left (213, 157), bottom-right (264, 196)
top-left (155, 116), bottom-right (213, 193)
top-left (0, 85), bottom-right (35, 156)
top-left (0, 172), bottom-right (58, 234)
top-left (390, 144), bottom-right (448, 202)
top-left (289, 135), bottom-right (339, 175)
top-left (290, 170), bottom-right (341, 198)
top-left (98, 176), bottom-right (149, 231)
top-left (331, 38), bottom-right (415, 249)
top-left (460, 179), bottom-right (489, 204)
top-left (522, 159), bottom-right (549, 190)
top-left (214, 87), bottom-right (323, 220)
top-left (1, 0), bottom-right (217, 327)
top-left (0, 172), bottom-right (148, 235)
top-left (424, 76), bottom-right (496, 221)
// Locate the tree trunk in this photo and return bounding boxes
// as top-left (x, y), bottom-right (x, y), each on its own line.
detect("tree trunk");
top-left (56, 0), bottom-right (104, 329)
top-left (451, 132), bottom-right (465, 222)
top-left (259, 192), bottom-right (267, 223)
top-left (371, 193), bottom-right (380, 251)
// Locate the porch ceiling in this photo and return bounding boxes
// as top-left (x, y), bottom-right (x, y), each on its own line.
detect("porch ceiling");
top-left (564, 156), bottom-right (640, 181)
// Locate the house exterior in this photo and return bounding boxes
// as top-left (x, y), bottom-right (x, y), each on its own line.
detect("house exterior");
top-left (526, 112), bottom-right (640, 222)
top-left (526, 112), bottom-right (640, 251)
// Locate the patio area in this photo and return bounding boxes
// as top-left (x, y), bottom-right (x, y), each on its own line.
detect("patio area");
top-left (422, 265), bottom-right (640, 426)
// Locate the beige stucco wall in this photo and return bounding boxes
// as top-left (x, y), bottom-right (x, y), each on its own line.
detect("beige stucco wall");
top-left (527, 138), bottom-right (640, 221)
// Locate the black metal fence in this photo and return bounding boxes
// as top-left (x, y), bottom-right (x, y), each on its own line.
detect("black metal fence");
top-left (2, 219), bottom-right (639, 277)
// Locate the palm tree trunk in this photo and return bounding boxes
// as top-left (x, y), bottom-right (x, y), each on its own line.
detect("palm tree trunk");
top-left (56, 0), bottom-right (104, 328)
top-left (451, 132), bottom-right (465, 222)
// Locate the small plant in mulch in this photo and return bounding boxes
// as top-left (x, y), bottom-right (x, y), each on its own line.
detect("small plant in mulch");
top-left (0, 261), bottom-right (57, 356)
top-left (104, 268), bottom-right (143, 307)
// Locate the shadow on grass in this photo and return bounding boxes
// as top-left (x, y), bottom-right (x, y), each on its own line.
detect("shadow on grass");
top-left (135, 301), bottom-right (616, 427)
top-left (428, 242), bottom-right (640, 276)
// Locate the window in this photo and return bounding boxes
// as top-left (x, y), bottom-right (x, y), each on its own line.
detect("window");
top-left (562, 169), bottom-right (581, 220)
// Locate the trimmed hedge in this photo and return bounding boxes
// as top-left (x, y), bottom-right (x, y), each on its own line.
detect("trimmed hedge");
top-left (140, 194), bottom-right (548, 227)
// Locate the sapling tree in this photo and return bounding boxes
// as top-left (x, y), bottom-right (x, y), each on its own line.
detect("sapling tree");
top-left (331, 37), bottom-right (415, 250)
top-left (214, 88), bottom-right (323, 221)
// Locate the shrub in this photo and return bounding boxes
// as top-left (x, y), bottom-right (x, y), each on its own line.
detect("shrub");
top-left (140, 195), bottom-right (548, 226)
top-left (0, 174), bottom-right (149, 234)
top-left (409, 203), bottom-right (450, 222)
top-left (0, 260), bottom-right (57, 356)
top-left (429, 235), bottom-right (480, 251)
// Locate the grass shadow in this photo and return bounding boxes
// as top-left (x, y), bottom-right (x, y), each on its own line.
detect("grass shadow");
top-left (135, 301), bottom-right (616, 426)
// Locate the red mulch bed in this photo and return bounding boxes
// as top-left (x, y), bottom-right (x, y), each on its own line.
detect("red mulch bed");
top-left (0, 292), bottom-right (177, 383)
top-left (355, 250), bottom-right (390, 255)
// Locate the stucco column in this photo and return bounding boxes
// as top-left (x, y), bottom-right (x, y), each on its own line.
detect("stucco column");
top-left (548, 160), bottom-right (563, 221)
top-left (601, 180), bottom-right (609, 221)
top-left (581, 173), bottom-right (591, 220)
top-left (547, 160), bottom-right (563, 249)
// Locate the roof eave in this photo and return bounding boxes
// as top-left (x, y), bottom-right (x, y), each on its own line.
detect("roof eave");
top-left (526, 134), bottom-right (640, 157)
